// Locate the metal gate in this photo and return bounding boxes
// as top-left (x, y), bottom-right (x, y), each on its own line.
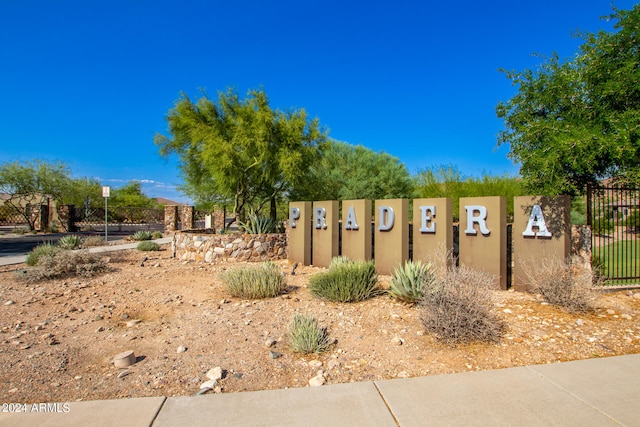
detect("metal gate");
top-left (588, 185), bottom-right (640, 285)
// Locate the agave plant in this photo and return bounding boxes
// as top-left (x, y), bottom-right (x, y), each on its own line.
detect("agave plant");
top-left (238, 211), bottom-right (278, 234)
top-left (132, 230), bottom-right (153, 241)
top-left (388, 260), bottom-right (437, 303)
top-left (57, 235), bottom-right (82, 250)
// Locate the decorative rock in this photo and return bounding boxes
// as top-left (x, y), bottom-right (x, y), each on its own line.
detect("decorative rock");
top-left (621, 313), bottom-right (633, 320)
top-left (177, 345), bottom-right (187, 353)
top-left (397, 371), bottom-right (410, 378)
top-left (4, 300), bottom-right (15, 306)
top-left (607, 309), bottom-right (616, 315)
top-left (503, 308), bottom-right (512, 314)
top-left (117, 370), bottom-right (133, 379)
top-left (391, 336), bottom-right (404, 346)
top-left (200, 379), bottom-right (217, 389)
top-left (265, 338), bottom-right (277, 348)
top-left (206, 367), bottom-right (223, 381)
top-left (126, 319), bottom-right (142, 327)
top-left (113, 350), bottom-right (136, 368)
top-left (269, 351), bottom-right (282, 359)
top-left (576, 319), bottom-right (584, 326)
top-left (309, 370), bottom-right (326, 387)
top-left (308, 360), bottom-right (323, 368)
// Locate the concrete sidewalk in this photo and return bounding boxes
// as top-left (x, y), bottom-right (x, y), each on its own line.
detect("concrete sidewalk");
top-left (2, 354), bottom-right (639, 426)
top-left (0, 238), bottom-right (172, 266)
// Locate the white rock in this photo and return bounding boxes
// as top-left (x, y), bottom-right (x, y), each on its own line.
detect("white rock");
top-left (177, 345), bottom-right (187, 353)
top-left (391, 336), bottom-right (404, 345)
top-left (4, 300), bottom-right (15, 306)
top-left (126, 319), bottom-right (141, 327)
top-left (576, 319), bottom-right (584, 326)
top-left (503, 308), bottom-right (512, 314)
top-left (265, 338), bottom-right (277, 348)
top-left (308, 360), bottom-right (323, 368)
top-left (206, 367), bottom-right (223, 381)
top-left (397, 371), bottom-right (410, 378)
top-left (200, 379), bottom-right (217, 389)
top-left (309, 371), bottom-right (326, 387)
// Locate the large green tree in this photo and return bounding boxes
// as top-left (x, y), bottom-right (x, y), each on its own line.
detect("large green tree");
top-left (496, 5), bottom-right (640, 195)
top-left (0, 160), bottom-right (72, 230)
top-left (109, 181), bottom-right (158, 208)
top-left (292, 140), bottom-right (415, 201)
top-left (155, 88), bottom-right (327, 223)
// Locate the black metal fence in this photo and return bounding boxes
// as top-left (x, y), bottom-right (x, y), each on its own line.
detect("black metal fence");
top-left (588, 185), bottom-right (640, 284)
top-left (70, 206), bottom-right (164, 233)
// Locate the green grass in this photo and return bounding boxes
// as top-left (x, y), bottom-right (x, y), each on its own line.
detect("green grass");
top-left (594, 240), bottom-right (640, 285)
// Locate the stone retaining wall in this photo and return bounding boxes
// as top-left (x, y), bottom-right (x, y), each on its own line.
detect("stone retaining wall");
top-left (172, 232), bottom-right (287, 263)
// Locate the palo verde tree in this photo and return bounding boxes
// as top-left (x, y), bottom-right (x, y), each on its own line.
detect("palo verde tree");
top-left (496, 5), bottom-right (640, 195)
top-left (155, 88), bottom-right (327, 224)
top-left (0, 160), bottom-right (72, 230)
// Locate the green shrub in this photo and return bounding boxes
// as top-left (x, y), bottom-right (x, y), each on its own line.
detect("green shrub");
top-left (82, 236), bottom-right (106, 247)
top-left (288, 314), bottom-right (332, 354)
top-left (25, 242), bottom-right (59, 266)
top-left (152, 231), bottom-right (164, 239)
top-left (136, 241), bottom-right (160, 251)
top-left (19, 250), bottom-right (109, 282)
top-left (521, 256), bottom-right (597, 313)
top-left (238, 212), bottom-right (278, 234)
top-left (220, 261), bottom-right (287, 299)
top-left (309, 258), bottom-right (379, 302)
top-left (388, 260), bottom-right (436, 303)
top-left (132, 230), bottom-right (153, 241)
top-left (58, 235), bottom-right (82, 250)
top-left (420, 265), bottom-right (505, 344)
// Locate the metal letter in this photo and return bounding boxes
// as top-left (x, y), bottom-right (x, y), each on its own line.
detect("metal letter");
top-left (344, 206), bottom-right (359, 230)
top-left (464, 205), bottom-right (490, 236)
top-left (419, 205), bottom-right (436, 233)
top-left (378, 206), bottom-right (395, 231)
top-left (289, 207), bottom-right (300, 228)
top-left (314, 207), bottom-right (327, 229)
top-left (522, 204), bottom-right (552, 237)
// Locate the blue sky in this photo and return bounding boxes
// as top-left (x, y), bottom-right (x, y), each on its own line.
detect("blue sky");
top-left (1, 0), bottom-right (637, 203)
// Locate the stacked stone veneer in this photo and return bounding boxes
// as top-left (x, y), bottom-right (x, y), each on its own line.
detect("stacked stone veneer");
top-left (172, 232), bottom-right (287, 263)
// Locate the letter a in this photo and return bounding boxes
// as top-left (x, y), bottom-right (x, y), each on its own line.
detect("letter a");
top-left (344, 206), bottom-right (359, 230)
top-left (522, 204), bottom-right (552, 237)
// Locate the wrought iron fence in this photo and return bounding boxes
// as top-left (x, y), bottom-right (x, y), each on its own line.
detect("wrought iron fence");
top-left (588, 185), bottom-right (640, 285)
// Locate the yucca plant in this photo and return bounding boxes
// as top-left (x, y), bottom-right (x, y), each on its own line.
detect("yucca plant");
top-left (309, 257), bottom-right (379, 302)
top-left (388, 260), bottom-right (436, 303)
top-left (238, 211), bottom-right (277, 234)
top-left (57, 235), bottom-right (82, 250)
top-left (132, 230), bottom-right (153, 241)
top-left (288, 314), bottom-right (332, 354)
top-left (220, 261), bottom-right (287, 299)
top-left (25, 242), bottom-right (59, 266)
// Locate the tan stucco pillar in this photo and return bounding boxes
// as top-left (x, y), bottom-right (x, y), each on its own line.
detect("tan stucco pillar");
top-left (459, 196), bottom-right (507, 289)
top-left (512, 195), bottom-right (571, 292)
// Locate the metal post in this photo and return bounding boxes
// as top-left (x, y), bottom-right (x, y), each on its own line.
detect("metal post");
top-left (105, 196), bottom-right (108, 243)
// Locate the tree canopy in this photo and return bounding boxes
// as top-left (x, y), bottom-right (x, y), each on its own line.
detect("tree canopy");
top-left (292, 140), bottom-right (415, 201)
top-left (0, 160), bottom-right (72, 230)
top-left (496, 5), bottom-right (640, 195)
top-left (414, 165), bottom-right (524, 221)
top-left (155, 88), bottom-right (327, 222)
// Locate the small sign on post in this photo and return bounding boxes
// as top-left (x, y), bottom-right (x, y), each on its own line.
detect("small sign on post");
top-left (102, 186), bottom-right (110, 242)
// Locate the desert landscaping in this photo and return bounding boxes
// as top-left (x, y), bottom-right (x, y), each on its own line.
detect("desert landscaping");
top-left (0, 242), bottom-right (639, 405)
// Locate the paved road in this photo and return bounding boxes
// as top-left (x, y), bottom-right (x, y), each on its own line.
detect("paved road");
top-left (0, 232), bottom-right (127, 258)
